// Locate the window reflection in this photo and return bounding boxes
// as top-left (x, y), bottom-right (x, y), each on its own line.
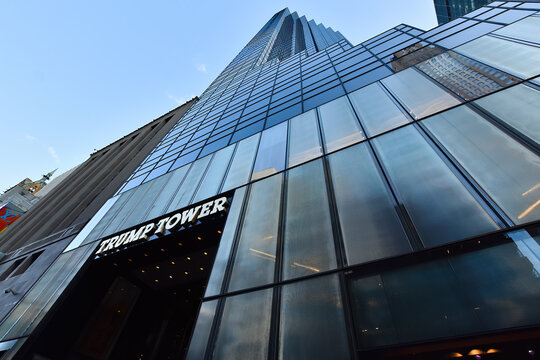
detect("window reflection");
top-left (287, 110), bottom-right (323, 167)
top-left (318, 96), bottom-right (364, 153)
top-left (423, 105), bottom-right (540, 224)
top-left (328, 144), bottom-right (411, 265)
top-left (348, 82), bottom-right (409, 136)
top-left (474, 83), bottom-right (540, 146)
top-left (381, 67), bottom-right (461, 120)
top-left (348, 228), bottom-right (540, 348)
top-left (228, 174), bottom-right (282, 292)
top-left (373, 125), bottom-right (498, 247)
top-left (213, 289), bottom-right (272, 360)
top-left (455, 35), bottom-right (540, 79)
top-left (282, 159), bottom-right (336, 280)
top-left (279, 274), bottom-right (350, 359)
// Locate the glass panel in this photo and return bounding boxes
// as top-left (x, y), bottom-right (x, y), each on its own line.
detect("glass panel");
top-left (474, 83), bottom-right (540, 145)
top-left (279, 274), bottom-right (350, 360)
top-left (185, 300), bottom-right (217, 360)
top-left (373, 125), bottom-right (498, 247)
top-left (349, 232), bottom-right (540, 348)
top-left (212, 289), bottom-right (272, 360)
top-left (328, 144), bottom-right (411, 265)
top-left (435, 22), bottom-right (502, 49)
top-left (121, 172), bottom-right (172, 229)
top-left (348, 82), bottom-right (410, 137)
top-left (417, 51), bottom-right (519, 101)
top-left (221, 133), bottom-right (260, 192)
top-left (494, 15), bottom-right (540, 44)
top-left (228, 174), bottom-right (282, 292)
top-left (193, 144), bottom-right (235, 203)
top-left (455, 35), bottom-right (540, 79)
top-left (81, 190), bottom-right (135, 245)
top-left (0, 243), bottom-right (96, 340)
top-left (283, 160), bottom-right (336, 280)
top-left (287, 109), bottom-right (323, 167)
top-left (251, 122), bottom-right (287, 180)
top-left (381, 67), bottom-right (461, 120)
top-left (318, 96), bottom-right (364, 153)
top-left (167, 155), bottom-right (212, 212)
top-left (143, 163), bottom-right (191, 221)
top-left (423, 106), bottom-right (540, 224)
top-left (205, 187), bottom-right (247, 297)
top-left (100, 181), bottom-right (153, 236)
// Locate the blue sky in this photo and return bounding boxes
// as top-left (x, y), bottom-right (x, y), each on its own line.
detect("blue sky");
top-left (0, 0), bottom-right (437, 192)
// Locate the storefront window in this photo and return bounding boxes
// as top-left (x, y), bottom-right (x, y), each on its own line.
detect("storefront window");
top-left (185, 300), bottom-right (217, 360)
top-left (279, 274), bottom-right (350, 359)
top-left (212, 289), bottom-right (273, 359)
top-left (474, 83), bottom-right (540, 145)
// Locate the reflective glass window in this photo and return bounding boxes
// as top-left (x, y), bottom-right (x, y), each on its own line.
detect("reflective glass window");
top-left (251, 122), bottom-right (287, 180)
top-left (455, 35), bottom-right (540, 79)
top-left (221, 133), bottom-right (260, 192)
top-left (436, 22), bottom-right (502, 49)
top-left (423, 106), bottom-right (540, 224)
top-left (228, 174), bottom-right (282, 292)
top-left (167, 155), bottom-right (212, 212)
top-left (318, 96), bottom-right (364, 153)
top-left (213, 289), bottom-right (273, 360)
top-left (100, 181), bottom-right (153, 236)
top-left (287, 109), bottom-right (323, 167)
top-left (279, 274), bottom-right (350, 360)
top-left (474, 83), bottom-right (540, 145)
top-left (348, 82), bottom-right (410, 137)
top-left (205, 187), bottom-right (246, 297)
top-left (185, 300), bottom-right (217, 360)
top-left (373, 126), bottom-right (498, 247)
top-left (328, 144), bottom-right (411, 265)
top-left (494, 15), bottom-right (540, 44)
top-left (283, 159), bottom-right (336, 280)
top-left (193, 144), bottom-right (235, 203)
top-left (121, 173), bottom-right (172, 229)
top-left (349, 232), bottom-right (540, 348)
top-left (381, 68), bottom-right (461, 120)
top-left (143, 164), bottom-right (191, 221)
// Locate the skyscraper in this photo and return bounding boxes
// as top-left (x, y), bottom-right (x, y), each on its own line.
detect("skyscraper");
top-left (434, 0), bottom-right (493, 24)
top-left (0, 3), bottom-right (539, 359)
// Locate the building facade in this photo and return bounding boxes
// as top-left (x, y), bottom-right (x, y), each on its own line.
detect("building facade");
top-left (0, 3), bottom-right (540, 359)
top-left (434, 0), bottom-right (493, 24)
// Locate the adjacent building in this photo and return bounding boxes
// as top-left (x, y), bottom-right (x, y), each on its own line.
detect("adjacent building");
top-left (434, 0), bottom-right (493, 24)
top-left (0, 2), bottom-right (539, 359)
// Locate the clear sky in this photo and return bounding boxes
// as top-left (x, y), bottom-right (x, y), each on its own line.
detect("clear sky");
top-left (0, 0), bottom-right (437, 193)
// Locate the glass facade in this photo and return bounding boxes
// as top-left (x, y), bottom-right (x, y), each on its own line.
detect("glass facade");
top-left (2, 3), bottom-right (540, 359)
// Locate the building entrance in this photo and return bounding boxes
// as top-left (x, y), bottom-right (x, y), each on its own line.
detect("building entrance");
top-left (22, 210), bottom-right (227, 360)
